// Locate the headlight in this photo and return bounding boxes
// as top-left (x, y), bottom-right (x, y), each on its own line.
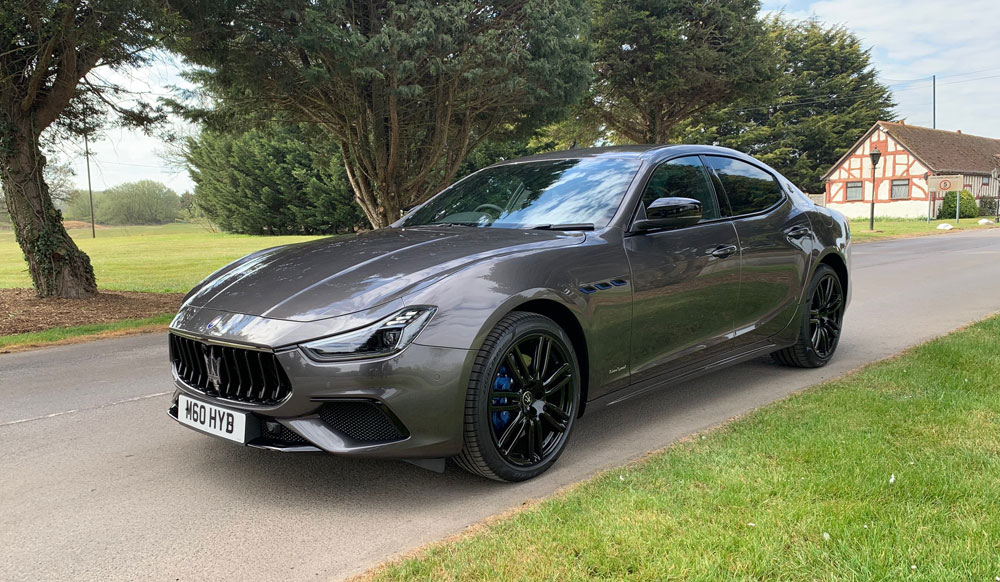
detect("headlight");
top-left (300, 306), bottom-right (436, 362)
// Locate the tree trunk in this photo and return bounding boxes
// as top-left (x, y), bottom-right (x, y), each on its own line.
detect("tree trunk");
top-left (1, 122), bottom-right (97, 298)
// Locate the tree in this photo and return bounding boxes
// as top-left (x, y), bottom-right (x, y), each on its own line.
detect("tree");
top-left (99, 180), bottom-right (182, 225)
top-left (673, 18), bottom-right (896, 193)
top-left (168, 0), bottom-right (592, 228)
top-left (64, 181), bottom-right (182, 224)
top-left (588, 0), bottom-right (778, 144)
top-left (1, 154), bottom-right (74, 211)
top-left (185, 124), bottom-right (364, 235)
top-left (0, 0), bottom-right (167, 297)
top-left (43, 157), bottom-right (76, 206)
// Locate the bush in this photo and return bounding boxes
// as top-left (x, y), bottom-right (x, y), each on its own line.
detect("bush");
top-left (185, 125), bottom-right (364, 235)
top-left (978, 196), bottom-right (997, 217)
top-left (937, 190), bottom-right (978, 220)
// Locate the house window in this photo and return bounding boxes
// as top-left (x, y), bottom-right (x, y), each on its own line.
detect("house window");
top-left (983, 176), bottom-right (991, 186)
top-left (846, 181), bottom-right (863, 201)
top-left (891, 179), bottom-right (910, 200)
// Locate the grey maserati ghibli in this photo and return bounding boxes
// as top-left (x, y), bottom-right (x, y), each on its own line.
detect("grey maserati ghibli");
top-left (168, 145), bottom-right (850, 481)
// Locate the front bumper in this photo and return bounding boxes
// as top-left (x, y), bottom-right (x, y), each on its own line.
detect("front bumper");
top-left (168, 331), bottom-right (476, 460)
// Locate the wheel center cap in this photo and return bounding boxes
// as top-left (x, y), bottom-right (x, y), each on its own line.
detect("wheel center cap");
top-left (521, 391), bottom-right (534, 407)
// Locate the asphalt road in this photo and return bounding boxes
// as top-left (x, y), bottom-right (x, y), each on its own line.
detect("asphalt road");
top-left (3, 229), bottom-right (1000, 581)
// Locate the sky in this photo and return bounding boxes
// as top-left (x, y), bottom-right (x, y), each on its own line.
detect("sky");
top-left (58, 0), bottom-right (1000, 195)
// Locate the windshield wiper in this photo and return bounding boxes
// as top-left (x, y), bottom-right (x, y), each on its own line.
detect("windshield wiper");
top-left (530, 223), bottom-right (595, 231)
top-left (410, 222), bottom-right (481, 228)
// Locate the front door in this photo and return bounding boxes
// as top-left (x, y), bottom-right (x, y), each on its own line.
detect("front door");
top-left (625, 156), bottom-right (741, 383)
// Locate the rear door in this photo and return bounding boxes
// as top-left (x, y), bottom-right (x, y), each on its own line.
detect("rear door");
top-left (624, 156), bottom-right (741, 383)
top-left (702, 155), bottom-right (812, 347)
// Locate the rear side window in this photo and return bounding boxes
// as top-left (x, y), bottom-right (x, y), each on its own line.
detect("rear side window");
top-left (704, 156), bottom-right (783, 216)
top-left (640, 157), bottom-right (720, 222)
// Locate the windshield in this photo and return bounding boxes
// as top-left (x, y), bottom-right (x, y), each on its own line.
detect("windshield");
top-left (398, 158), bottom-right (642, 229)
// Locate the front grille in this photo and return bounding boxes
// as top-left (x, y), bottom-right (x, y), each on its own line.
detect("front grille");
top-left (169, 333), bottom-right (292, 405)
top-left (318, 401), bottom-right (407, 443)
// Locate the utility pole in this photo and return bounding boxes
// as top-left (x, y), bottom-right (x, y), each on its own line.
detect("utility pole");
top-left (932, 75), bottom-right (936, 129)
top-left (84, 133), bottom-right (95, 239)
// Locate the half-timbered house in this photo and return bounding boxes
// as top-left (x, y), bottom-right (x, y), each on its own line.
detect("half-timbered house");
top-left (822, 121), bottom-right (1000, 218)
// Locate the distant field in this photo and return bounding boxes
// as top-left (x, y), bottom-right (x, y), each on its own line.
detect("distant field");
top-left (849, 217), bottom-right (996, 243)
top-left (2, 218), bottom-right (994, 294)
top-left (0, 223), bottom-right (324, 293)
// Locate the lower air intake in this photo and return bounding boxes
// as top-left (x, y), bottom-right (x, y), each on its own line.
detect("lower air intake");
top-left (318, 401), bottom-right (408, 443)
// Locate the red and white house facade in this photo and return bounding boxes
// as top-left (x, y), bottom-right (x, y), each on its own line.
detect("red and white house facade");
top-left (822, 121), bottom-right (1000, 219)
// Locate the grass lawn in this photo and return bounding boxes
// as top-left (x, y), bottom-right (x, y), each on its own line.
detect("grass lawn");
top-left (0, 223), bottom-right (324, 293)
top-left (850, 216), bottom-right (996, 243)
top-left (367, 316), bottom-right (1000, 581)
top-left (0, 313), bottom-right (174, 352)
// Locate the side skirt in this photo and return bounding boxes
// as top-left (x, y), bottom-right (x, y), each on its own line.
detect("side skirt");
top-left (589, 339), bottom-right (789, 409)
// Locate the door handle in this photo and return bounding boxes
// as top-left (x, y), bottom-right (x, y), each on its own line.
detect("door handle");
top-left (710, 244), bottom-right (738, 259)
top-left (786, 225), bottom-right (812, 239)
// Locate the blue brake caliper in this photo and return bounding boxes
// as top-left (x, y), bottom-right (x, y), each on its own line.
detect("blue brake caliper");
top-left (492, 364), bottom-right (514, 432)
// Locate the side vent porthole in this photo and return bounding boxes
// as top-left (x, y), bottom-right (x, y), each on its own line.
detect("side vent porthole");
top-left (579, 279), bottom-right (628, 295)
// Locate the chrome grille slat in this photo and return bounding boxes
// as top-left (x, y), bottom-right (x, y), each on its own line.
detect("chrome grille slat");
top-left (168, 333), bottom-right (291, 405)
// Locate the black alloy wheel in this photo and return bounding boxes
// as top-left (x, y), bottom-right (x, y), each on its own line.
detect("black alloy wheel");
top-left (455, 312), bottom-right (580, 481)
top-left (773, 264), bottom-right (844, 368)
top-left (808, 272), bottom-right (843, 359)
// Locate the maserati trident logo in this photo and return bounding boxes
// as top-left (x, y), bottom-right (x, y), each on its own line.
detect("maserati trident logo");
top-left (205, 352), bottom-right (223, 390)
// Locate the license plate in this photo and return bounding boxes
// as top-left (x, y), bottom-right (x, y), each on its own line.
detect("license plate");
top-left (177, 394), bottom-right (247, 443)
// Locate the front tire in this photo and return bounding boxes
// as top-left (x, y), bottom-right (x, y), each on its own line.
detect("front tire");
top-left (773, 264), bottom-right (845, 368)
top-left (454, 312), bottom-right (581, 482)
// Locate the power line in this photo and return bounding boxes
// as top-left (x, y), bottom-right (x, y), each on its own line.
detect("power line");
top-left (936, 73), bottom-right (1000, 87)
top-left (936, 66), bottom-right (1000, 80)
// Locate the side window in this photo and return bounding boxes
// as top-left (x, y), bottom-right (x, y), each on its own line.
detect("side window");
top-left (846, 181), bottom-right (863, 201)
top-left (704, 156), bottom-right (783, 216)
top-left (640, 157), bottom-right (720, 222)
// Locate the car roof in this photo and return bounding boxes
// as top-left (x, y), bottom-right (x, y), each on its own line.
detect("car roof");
top-left (489, 144), bottom-right (755, 166)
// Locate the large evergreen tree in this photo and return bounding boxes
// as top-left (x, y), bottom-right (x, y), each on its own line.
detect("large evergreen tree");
top-left (0, 0), bottom-right (167, 297)
top-left (673, 18), bottom-right (896, 193)
top-left (168, 0), bottom-right (592, 228)
top-left (185, 125), bottom-right (364, 235)
top-left (588, 0), bottom-right (778, 144)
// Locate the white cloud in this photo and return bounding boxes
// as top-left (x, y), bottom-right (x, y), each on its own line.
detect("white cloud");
top-left (765, 0), bottom-right (1000, 136)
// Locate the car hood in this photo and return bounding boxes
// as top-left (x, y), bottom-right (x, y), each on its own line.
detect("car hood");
top-left (183, 227), bottom-right (585, 322)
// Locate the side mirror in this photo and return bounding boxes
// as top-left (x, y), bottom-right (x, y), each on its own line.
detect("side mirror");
top-left (633, 197), bottom-right (702, 232)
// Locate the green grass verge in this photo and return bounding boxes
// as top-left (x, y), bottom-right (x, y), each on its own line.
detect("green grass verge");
top-left (0, 223), bottom-right (324, 293)
top-left (370, 316), bottom-right (1000, 581)
top-left (850, 217), bottom-right (996, 243)
top-left (0, 313), bottom-right (175, 350)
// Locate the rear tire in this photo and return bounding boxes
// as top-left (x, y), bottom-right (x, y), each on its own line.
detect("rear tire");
top-left (454, 312), bottom-right (581, 482)
top-left (773, 264), bottom-right (845, 368)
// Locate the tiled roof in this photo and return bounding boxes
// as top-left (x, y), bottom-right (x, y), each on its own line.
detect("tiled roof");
top-left (822, 121), bottom-right (1000, 181)
top-left (878, 122), bottom-right (1000, 174)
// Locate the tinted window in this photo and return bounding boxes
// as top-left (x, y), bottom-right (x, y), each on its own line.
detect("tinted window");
top-left (400, 158), bottom-right (641, 229)
top-left (640, 157), bottom-right (720, 222)
top-left (704, 156), bottom-right (783, 215)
